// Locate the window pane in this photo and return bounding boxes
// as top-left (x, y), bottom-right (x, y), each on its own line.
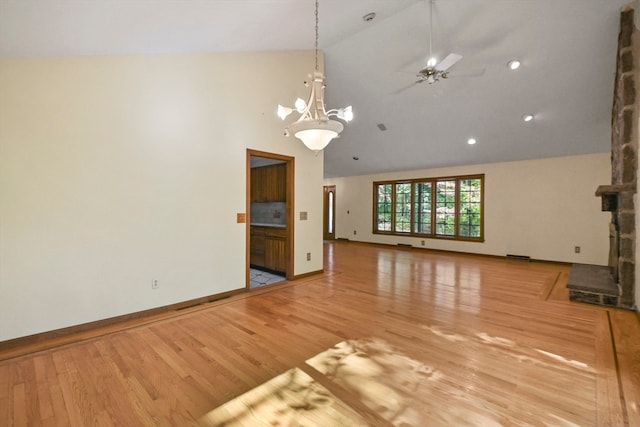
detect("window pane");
top-left (328, 191), bottom-right (334, 234)
top-left (458, 178), bottom-right (482, 237)
top-left (435, 180), bottom-right (456, 236)
top-left (376, 184), bottom-right (392, 231)
top-left (395, 183), bottom-right (411, 233)
top-left (413, 182), bottom-right (432, 234)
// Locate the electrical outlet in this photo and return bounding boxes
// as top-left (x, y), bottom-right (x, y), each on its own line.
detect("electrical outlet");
top-left (421, 240), bottom-right (425, 246)
top-left (574, 246), bottom-right (581, 254)
top-left (152, 279), bottom-right (159, 289)
top-left (353, 230), bottom-right (357, 235)
top-left (307, 252), bottom-right (311, 261)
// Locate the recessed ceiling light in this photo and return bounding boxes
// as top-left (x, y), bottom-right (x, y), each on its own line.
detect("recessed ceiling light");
top-left (376, 123), bottom-right (387, 131)
top-left (363, 12), bottom-right (376, 22)
top-left (467, 138), bottom-right (477, 145)
top-left (507, 60), bottom-right (521, 70)
top-left (522, 114), bottom-right (534, 122)
top-left (353, 156), bottom-right (359, 161)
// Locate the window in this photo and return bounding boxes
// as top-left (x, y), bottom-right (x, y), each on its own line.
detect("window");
top-left (376, 183), bottom-right (392, 231)
top-left (435, 179), bottom-right (456, 236)
top-left (458, 177), bottom-right (482, 238)
top-left (373, 174), bottom-right (484, 241)
top-left (413, 182), bottom-right (432, 234)
top-left (395, 183), bottom-right (411, 233)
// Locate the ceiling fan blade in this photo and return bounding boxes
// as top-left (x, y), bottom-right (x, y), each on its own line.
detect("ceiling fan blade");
top-left (436, 53), bottom-right (462, 71)
top-left (448, 68), bottom-right (486, 78)
top-left (392, 80), bottom-right (423, 95)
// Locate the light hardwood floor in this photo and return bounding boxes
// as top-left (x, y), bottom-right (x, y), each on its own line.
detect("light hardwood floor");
top-left (1, 241), bottom-right (639, 426)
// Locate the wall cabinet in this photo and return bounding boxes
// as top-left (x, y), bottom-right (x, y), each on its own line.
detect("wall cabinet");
top-left (250, 226), bottom-right (287, 274)
top-left (251, 163), bottom-right (286, 202)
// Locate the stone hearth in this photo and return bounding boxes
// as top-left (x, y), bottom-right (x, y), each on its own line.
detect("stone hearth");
top-left (567, 264), bottom-right (620, 307)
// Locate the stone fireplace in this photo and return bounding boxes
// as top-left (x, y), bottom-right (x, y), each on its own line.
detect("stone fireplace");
top-left (596, 184), bottom-right (635, 298)
top-left (569, 5), bottom-right (638, 310)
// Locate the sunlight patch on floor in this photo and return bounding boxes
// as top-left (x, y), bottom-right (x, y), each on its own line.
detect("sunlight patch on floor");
top-left (199, 367), bottom-right (367, 426)
top-left (201, 332), bottom-right (597, 426)
top-left (306, 338), bottom-right (447, 426)
top-left (475, 332), bottom-right (515, 347)
top-left (535, 349), bottom-right (591, 370)
top-left (306, 338), bottom-right (501, 427)
top-left (423, 325), bottom-right (468, 343)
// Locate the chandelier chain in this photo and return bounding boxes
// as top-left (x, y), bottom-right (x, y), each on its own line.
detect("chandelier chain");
top-left (314, 0), bottom-right (319, 72)
top-left (428, 0), bottom-right (433, 61)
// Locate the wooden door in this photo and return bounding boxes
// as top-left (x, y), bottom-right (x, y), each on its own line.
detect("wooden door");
top-left (323, 185), bottom-right (336, 240)
top-left (247, 150), bottom-right (295, 285)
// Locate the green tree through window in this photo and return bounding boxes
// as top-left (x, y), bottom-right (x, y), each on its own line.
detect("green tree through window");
top-left (377, 184), bottom-right (392, 231)
top-left (413, 182), bottom-right (432, 234)
top-left (395, 183), bottom-right (411, 233)
top-left (458, 178), bottom-right (482, 238)
top-left (435, 180), bottom-right (456, 236)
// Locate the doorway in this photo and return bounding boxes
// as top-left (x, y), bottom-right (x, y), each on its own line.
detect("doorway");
top-left (247, 150), bottom-right (294, 288)
top-left (323, 185), bottom-right (336, 240)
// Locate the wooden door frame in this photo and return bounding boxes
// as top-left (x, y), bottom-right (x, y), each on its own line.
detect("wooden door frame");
top-left (323, 185), bottom-right (336, 240)
top-left (246, 149), bottom-right (295, 286)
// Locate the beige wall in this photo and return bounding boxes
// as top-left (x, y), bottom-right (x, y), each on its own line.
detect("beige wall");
top-left (0, 52), bottom-right (325, 341)
top-left (325, 153), bottom-right (611, 265)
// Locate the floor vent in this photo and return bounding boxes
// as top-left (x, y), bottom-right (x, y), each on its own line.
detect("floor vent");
top-left (176, 303), bottom-right (202, 311)
top-left (336, 238), bottom-right (350, 242)
top-left (506, 254), bottom-right (531, 261)
top-left (397, 243), bottom-right (413, 249)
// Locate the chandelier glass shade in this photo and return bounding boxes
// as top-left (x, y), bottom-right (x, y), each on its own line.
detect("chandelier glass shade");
top-left (277, 1), bottom-right (352, 153)
top-left (289, 119), bottom-right (343, 152)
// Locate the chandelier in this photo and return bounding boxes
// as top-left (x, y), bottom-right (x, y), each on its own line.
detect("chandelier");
top-left (277, 0), bottom-right (353, 153)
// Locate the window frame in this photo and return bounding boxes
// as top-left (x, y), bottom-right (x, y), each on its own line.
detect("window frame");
top-left (372, 174), bottom-right (484, 242)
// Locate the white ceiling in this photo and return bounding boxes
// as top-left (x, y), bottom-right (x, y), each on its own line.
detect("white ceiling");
top-left (0, 0), bottom-right (630, 177)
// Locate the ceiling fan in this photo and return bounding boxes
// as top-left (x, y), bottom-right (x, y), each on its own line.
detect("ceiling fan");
top-left (397, 0), bottom-right (463, 91)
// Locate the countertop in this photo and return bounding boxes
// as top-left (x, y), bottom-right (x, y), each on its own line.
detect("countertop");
top-left (251, 223), bottom-right (286, 228)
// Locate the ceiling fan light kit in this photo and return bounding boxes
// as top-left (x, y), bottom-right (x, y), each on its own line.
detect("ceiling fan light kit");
top-left (508, 60), bottom-right (521, 70)
top-left (277, 0), bottom-right (353, 153)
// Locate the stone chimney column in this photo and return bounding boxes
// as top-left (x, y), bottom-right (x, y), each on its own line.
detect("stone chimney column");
top-left (610, 5), bottom-right (638, 309)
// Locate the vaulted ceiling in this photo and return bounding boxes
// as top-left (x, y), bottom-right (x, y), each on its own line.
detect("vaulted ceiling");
top-left (0, 0), bottom-right (630, 177)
